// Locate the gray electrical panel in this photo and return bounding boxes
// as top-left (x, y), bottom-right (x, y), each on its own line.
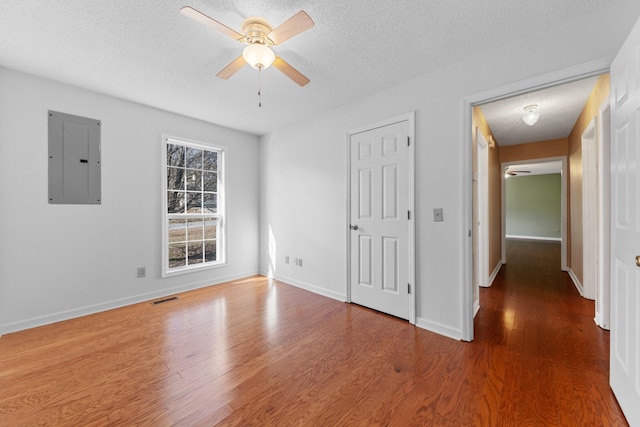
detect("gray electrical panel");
top-left (48, 111), bottom-right (101, 204)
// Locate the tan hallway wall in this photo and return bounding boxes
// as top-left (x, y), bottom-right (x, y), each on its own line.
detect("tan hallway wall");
top-left (567, 74), bottom-right (610, 286)
top-left (472, 107), bottom-right (502, 284)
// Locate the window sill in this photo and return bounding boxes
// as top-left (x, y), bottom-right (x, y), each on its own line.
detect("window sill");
top-left (162, 261), bottom-right (227, 278)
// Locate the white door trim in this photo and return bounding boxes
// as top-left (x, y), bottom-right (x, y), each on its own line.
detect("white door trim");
top-left (346, 112), bottom-right (416, 324)
top-left (596, 97), bottom-right (611, 330)
top-left (461, 57), bottom-right (611, 341)
top-left (582, 117), bottom-right (598, 300)
top-left (475, 128), bottom-right (489, 321)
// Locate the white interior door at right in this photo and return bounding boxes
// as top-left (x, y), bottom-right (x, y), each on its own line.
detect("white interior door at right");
top-left (609, 14), bottom-right (640, 427)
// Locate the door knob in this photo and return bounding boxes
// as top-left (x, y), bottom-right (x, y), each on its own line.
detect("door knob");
top-left (350, 224), bottom-right (359, 230)
top-left (636, 255), bottom-right (640, 267)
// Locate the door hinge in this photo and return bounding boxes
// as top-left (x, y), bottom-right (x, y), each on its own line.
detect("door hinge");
top-left (408, 210), bottom-right (411, 220)
top-left (407, 136), bottom-right (410, 147)
top-left (408, 283), bottom-right (411, 294)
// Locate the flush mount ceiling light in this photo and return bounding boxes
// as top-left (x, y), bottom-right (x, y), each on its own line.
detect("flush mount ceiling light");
top-left (522, 104), bottom-right (540, 126)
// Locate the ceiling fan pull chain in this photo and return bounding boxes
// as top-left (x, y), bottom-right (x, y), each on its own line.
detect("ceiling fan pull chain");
top-left (258, 66), bottom-right (262, 107)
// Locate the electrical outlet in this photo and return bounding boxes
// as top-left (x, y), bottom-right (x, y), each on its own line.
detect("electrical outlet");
top-left (298, 258), bottom-right (303, 267)
top-left (137, 267), bottom-right (146, 278)
top-left (285, 256), bottom-right (289, 264)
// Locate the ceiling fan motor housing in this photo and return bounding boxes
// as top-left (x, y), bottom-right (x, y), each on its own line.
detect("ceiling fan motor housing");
top-left (241, 17), bottom-right (274, 45)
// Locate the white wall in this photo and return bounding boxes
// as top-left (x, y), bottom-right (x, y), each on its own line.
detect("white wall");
top-left (0, 67), bottom-right (260, 334)
top-left (259, 2), bottom-right (640, 339)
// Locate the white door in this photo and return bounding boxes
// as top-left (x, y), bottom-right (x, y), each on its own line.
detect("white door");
top-left (349, 119), bottom-right (411, 319)
top-left (610, 15), bottom-right (640, 426)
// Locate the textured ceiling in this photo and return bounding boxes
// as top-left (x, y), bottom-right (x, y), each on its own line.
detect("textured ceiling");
top-left (0, 0), bottom-right (616, 135)
top-left (479, 77), bottom-right (600, 147)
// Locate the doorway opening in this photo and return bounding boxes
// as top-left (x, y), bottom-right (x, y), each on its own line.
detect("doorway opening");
top-left (501, 158), bottom-right (566, 270)
top-left (462, 59), bottom-right (611, 341)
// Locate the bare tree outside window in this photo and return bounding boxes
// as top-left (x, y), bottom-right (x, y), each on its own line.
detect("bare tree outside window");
top-left (164, 138), bottom-right (223, 274)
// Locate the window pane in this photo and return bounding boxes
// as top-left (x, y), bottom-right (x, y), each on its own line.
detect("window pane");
top-left (188, 242), bottom-right (204, 264)
top-left (203, 171), bottom-right (217, 192)
top-left (169, 219), bottom-right (186, 243)
top-left (186, 170), bottom-right (201, 191)
top-left (165, 141), bottom-right (223, 273)
top-left (167, 144), bottom-right (185, 167)
top-left (187, 218), bottom-right (204, 240)
top-left (204, 218), bottom-right (217, 239)
top-left (203, 150), bottom-right (217, 171)
top-left (186, 147), bottom-right (202, 169)
top-left (187, 192), bottom-right (202, 213)
top-left (203, 193), bottom-right (217, 213)
top-left (167, 167), bottom-right (185, 191)
top-left (205, 240), bottom-right (217, 262)
top-left (169, 243), bottom-right (186, 268)
top-left (167, 191), bottom-right (185, 214)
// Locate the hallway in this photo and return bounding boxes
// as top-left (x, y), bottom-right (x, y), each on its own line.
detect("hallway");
top-left (474, 238), bottom-right (626, 425)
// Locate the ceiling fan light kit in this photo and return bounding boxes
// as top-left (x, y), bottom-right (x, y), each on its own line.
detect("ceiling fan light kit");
top-left (243, 44), bottom-right (275, 69)
top-left (180, 6), bottom-right (314, 105)
top-left (240, 17), bottom-right (275, 69)
top-left (522, 104), bottom-right (540, 126)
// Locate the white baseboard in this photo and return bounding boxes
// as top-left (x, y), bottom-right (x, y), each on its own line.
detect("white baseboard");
top-left (593, 313), bottom-right (610, 330)
top-left (506, 235), bottom-right (561, 242)
top-left (416, 317), bottom-right (463, 341)
top-left (0, 270), bottom-right (259, 335)
top-left (567, 268), bottom-right (584, 297)
top-left (473, 300), bottom-right (480, 317)
top-left (480, 261), bottom-right (503, 288)
top-left (273, 274), bottom-right (346, 302)
top-left (488, 261), bottom-right (502, 286)
top-left (259, 268), bottom-right (273, 278)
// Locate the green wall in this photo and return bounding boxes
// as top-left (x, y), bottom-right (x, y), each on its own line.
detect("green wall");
top-left (506, 174), bottom-right (561, 240)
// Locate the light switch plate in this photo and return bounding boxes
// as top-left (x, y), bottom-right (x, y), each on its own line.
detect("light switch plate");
top-left (434, 208), bottom-right (444, 222)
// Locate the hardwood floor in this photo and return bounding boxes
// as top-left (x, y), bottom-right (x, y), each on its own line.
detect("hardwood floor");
top-left (0, 240), bottom-right (627, 426)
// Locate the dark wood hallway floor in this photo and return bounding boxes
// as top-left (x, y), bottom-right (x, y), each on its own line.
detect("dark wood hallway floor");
top-left (473, 239), bottom-right (626, 426)
top-left (0, 239), bottom-right (627, 425)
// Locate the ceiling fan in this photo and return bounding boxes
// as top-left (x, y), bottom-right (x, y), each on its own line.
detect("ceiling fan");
top-left (180, 6), bottom-right (314, 87)
top-left (505, 167), bottom-right (531, 176)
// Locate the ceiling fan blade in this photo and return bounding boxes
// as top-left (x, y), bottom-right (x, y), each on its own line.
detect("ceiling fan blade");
top-left (268, 11), bottom-right (314, 45)
top-left (216, 56), bottom-right (247, 79)
top-left (511, 170), bottom-right (531, 173)
top-left (180, 6), bottom-right (245, 42)
top-left (272, 57), bottom-right (310, 86)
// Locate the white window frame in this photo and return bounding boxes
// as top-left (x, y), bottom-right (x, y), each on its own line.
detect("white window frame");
top-left (162, 135), bottom-right (226, 277)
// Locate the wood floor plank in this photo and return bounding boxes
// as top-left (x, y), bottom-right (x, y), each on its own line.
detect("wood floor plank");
top-left (0, 242), bottom-right (629, 426)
